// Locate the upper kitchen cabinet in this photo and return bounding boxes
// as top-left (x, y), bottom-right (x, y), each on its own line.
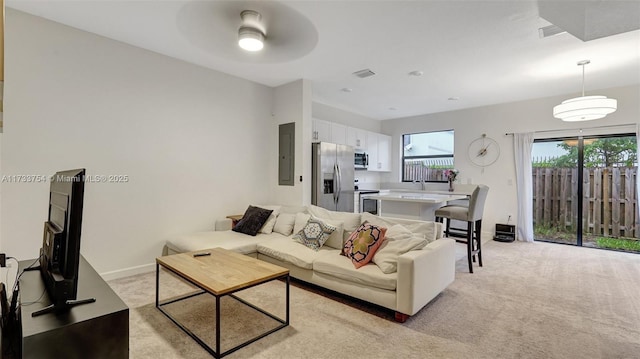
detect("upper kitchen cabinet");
top-left (367, 132), bottom-right (391, 172)
top-left (377, 133), bottom-right (391, 171)
top-left (346, 127), bottom-right (367, 150)
top-left (312, 118), bottom-right (331, 143)
top-left (312, 119), bottom-right (347, 145)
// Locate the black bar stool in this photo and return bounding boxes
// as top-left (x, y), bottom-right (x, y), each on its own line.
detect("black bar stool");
top-left (435, 185), bottom-right (489, 273)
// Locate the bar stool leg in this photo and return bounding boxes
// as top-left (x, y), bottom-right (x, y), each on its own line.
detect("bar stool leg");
top-left (466, 221), bottom-right (473, 273)
top-left (476, 219), bottom-right (483, 267)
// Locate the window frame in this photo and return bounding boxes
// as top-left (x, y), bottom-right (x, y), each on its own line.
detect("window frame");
top-left (401, 129), bottom-right (454, 183)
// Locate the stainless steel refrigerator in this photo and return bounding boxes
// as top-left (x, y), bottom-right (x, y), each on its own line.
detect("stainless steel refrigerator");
top-left (312, 142), bottom-right (355, 212)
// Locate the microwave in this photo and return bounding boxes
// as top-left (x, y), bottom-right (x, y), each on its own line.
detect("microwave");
top-left (355, 151), bottom-right (368, 169)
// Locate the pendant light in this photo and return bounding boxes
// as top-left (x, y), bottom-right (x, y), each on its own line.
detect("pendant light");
top-left (553, 60), bottom-right (617, 122)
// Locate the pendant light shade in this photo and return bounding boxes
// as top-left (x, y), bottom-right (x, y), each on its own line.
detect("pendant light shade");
top-left (553, 95), bottom-right (617, 122)
top-left (553, 60), bottom-right (617, 122)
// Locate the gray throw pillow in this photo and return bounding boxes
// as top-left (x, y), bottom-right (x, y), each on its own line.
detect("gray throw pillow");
top-left (232, 206), bottom-right (274, 236)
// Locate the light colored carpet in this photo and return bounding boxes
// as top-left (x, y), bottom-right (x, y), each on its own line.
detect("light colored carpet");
top-left (108, 241), bottom-right (640, 358)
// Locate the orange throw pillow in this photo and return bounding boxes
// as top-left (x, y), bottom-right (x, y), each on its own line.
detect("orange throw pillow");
top-left (343, 222), bottom-right (387, 269)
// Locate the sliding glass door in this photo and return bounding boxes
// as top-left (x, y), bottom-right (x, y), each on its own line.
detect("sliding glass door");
top-left (532, 134), bottom-right (639, 253)
top-left (532, 138), bottom-right (579, 245)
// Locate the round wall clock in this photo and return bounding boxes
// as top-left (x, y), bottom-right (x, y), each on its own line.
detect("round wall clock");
top-left (467, 134), bottom-right (500, 167)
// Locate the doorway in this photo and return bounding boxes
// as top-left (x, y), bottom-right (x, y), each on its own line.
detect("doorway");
top-left (531, 134), bottom-right (639, 253)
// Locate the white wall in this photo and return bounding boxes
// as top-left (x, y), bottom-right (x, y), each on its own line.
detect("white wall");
top-left (312, 101), bottom-right (381, 133)
top-left (1, 10), bottom-right (276, 278)
top-left (381, 85), bottom-right (640, 238)
top-left (271, 79), bottom-right (313, 206)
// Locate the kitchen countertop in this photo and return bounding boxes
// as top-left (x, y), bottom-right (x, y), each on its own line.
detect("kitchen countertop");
top-left (376, 188), bottom-right (473, 196)
top-left (366, 191), bottom-right (467, 204)
top-left (354, 189), bottom-right (380, 193)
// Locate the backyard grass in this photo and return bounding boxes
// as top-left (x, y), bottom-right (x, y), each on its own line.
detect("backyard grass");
top-left (595, 237), bottom-right (640, 252)
top-left (535, 225), bottom-right (640, 253)
top-left (534, 225), bottom-right (576, 242)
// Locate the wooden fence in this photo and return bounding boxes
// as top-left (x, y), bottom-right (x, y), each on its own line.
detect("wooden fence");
top-left (404, 160), bottom-right (452, 181)
top-left (533, 167), bottom-right (639, 238)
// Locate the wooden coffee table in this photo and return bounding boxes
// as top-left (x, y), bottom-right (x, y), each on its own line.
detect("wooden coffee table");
top-left (156, 248), bottom-right (290, 358)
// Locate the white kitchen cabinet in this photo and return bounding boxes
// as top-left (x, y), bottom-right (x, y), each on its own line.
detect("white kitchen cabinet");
top-left (346, 127), bottom-right (367, 150)
top-left (366, 132), bottom-right (391, 172)
top-left (367, 131), bottom-right (379, 171)
top-left (312, 119), bottom-right (331, 143)
top-left (377, 133), bottom-right (391, 171)
top-left (313, 120), bottom-right (389, 171)
top-left (312, 119), bottom-right (348, 145)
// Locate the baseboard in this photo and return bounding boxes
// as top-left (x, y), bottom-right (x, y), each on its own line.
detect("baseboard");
top-left (100, 262), bottom-right (155, 281)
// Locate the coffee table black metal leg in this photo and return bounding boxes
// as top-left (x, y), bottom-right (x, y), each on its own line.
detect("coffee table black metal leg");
top-left (216, 295), bottom-right (221, 358)
top-left (286, 275), bottom-right (290, 325)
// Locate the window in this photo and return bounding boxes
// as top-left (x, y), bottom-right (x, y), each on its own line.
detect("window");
top-left (402, 130), bottom-right (454, 182)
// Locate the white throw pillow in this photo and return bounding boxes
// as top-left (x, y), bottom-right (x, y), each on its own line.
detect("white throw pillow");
top-left (293, 213), bottom-right (312, 234)
top-left (373, 224), bottom-right (428, 274)
top-left (258, 205), bottom-right (281, 234)
top-left (316, 217), bottom-right (344, 249)
top-left (383, 223), bottom-right (415, 241)
top-left (273, 213), bottom-right (296, 236)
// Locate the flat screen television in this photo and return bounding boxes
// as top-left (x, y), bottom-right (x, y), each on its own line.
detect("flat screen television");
top-left (33, 168), bottom-right (95, 317)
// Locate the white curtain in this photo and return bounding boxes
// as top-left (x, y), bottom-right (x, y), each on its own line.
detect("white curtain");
top-left (514, 133), bottom-right (535, 242)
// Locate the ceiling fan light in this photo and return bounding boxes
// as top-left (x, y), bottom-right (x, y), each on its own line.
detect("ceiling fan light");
top-left (238, 27), bottom-right (264, 52)
top-left (553, 96), bottom-right (617, 122)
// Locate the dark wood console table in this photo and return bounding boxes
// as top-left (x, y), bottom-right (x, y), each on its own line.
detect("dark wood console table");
top-left (9, 255), bottom-right (129, 358)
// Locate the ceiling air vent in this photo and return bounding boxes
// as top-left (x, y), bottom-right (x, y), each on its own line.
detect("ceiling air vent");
top-left (353, 69), bottom-right (376, 78)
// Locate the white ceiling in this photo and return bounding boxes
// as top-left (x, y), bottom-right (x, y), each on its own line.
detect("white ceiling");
top-left (7, 1), bottom-right (640, 120)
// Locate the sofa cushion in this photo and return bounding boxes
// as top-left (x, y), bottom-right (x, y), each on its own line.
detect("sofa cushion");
top-left (273, 213), bottom-right (296, 236)
top-left (279, 205), bottom-right (308, 214)
top-left (373, 224), bottom-right (428, 274)
top-left (361, 212), bottom-right (439, 243)
top-left (258, 205), bottom-right (281, 234)
top-left (308, 205), bottom-right (362, 232)
top-left (313, 252), bottom-right (397, 291)
top-left (293, 213), bottom-right (311, 234)
top-left (318, 218), bottom-right (344, 249)
top-left (233, 205), bottom-right (273, 236)
top-left (343, 222), bottom-right (387, 269)
top-left (257, 236), bottom-right (340, 269)
top-left (166, 230), bottom-right (281, 255)
top-left (293, 217), bottom-right (337, 251)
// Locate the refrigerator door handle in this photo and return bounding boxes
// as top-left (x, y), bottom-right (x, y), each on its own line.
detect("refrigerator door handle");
top-left (336, 164), bottom-right (342, 204)
top-left (333, 164), bottom-right (338, 203)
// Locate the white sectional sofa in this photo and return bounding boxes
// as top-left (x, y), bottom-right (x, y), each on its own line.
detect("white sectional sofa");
top-left (164, 205), bottom-right (456, 322)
